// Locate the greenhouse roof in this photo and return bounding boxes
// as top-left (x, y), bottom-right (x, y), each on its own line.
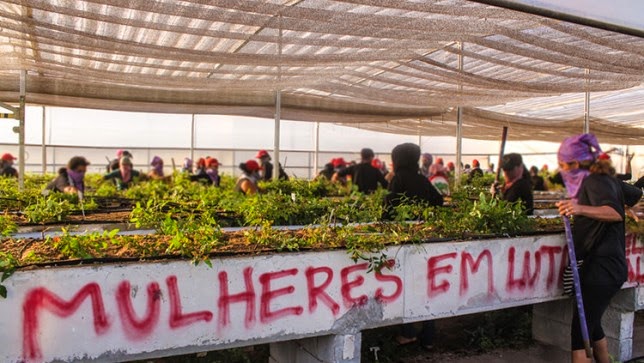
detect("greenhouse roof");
top-left (0, 0), bottom-right (643, 144)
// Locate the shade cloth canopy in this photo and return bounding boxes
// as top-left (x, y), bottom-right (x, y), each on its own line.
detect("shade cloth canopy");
top-left (0, 0), bottom-right (642, 143)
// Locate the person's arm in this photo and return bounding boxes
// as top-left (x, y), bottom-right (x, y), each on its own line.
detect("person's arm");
top-left (241, 179), bottom-right (258, 195)
top-left (556, 200), bottom-right (622, 222)
top-left (378, 170), bottom-right (388, 189)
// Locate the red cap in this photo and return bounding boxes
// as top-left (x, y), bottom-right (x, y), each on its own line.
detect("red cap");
top-left (371, 158), bottom-right (383, 169)
top-left (332, 158), bottom-right (346, 168)
top-left (196, 158), bottom-right (206, 168)
top-left (256, 150), bottom-right (269, 159)
top-left (207, 158), bottom-right (219, 167)
top-left (245, 160), bottom-right (260, 172)
top-left (472, 159), bottom-right (480, 167)
top-left (598, 153), bottom-right (611, 160)
top-left (1, 153), bottom-right (16, 161)
top-left (447, 161), bottom-right (455, 169)
top-left (436, 157), bottom-right (444, 165)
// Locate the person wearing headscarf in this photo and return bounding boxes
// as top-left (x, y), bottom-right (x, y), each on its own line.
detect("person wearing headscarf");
top-left (181, 157), bottom-right (193, 174)
top-left (45, 156), bottom-right (90, 195)
top-left (333, 148), bottom-right (388, 194)
top-left (235, 160), bottom-right (261, 195)
top-left (420, 153), bottom-right (433, 178)
top-left (107, 149), bottom-right (133, 172)
top-left (148, 156), bottom-right (165, 179)
top-left (428, 163), bottom-right (450, 196)
top-left (466, 159), bottom-right (484, 183)
top-left (499, 153), bottom-right (533, 215)
top-left (205, 157), bottom-right (221, 187)
top-left (554, 134), bottom-right (641, 363)
top-left (0, 153), bottom-right (18, 177)
top-left (103, 156), bottom-right (142, 190)
top-left (256, 150), bottom-right (288, 181)
top-left (383, 143), bottom-right (443, 350)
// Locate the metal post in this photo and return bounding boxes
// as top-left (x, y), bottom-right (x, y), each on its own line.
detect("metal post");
top-left (190, 114), bottom-right (195, 162)
top-left (273, 91), bottom-right (281, 181)
top-left (41, 106), bottom-right (46, 174)
top-left (18, 70), bottom-right (26, 191)
top-left (273, 14), bottom-right (283, 182)
top-left (313, 121), bottom-right (320, 178)
top-left (584, 69), bottom-right (590, 134)
top-left (455, 43), bottom-right (464, 184)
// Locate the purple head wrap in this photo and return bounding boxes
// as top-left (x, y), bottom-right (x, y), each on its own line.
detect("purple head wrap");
top-left (558, 133), bottom-right (602, 199)
top-left (67, 169), bottom-right (85, 193)
top-left (557, 133), bottom-right (602, 163)
top-left (150, 156), bottom-right (164, 176)
top-left (206, 168), bottom-right (219, 185)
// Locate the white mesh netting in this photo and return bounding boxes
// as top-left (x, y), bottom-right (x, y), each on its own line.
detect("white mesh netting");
top-left (0, 0), bottom-right (642, 143)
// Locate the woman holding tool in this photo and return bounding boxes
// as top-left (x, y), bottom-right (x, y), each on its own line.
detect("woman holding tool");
top-left (555, 134), bottom-right (641, 363)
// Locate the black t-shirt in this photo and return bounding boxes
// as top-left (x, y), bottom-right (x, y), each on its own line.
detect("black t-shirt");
top-left (573, 174), bottom-right (627, 286)
top-left (502, 177), bottom-right (534, 215)
top-left (635, 176), bottom-right (644, 189)
top-left (0, 165), bottom-right (18, 177)
top-left (531, 175), bottom-right (546, 191)
top-left (260, 161), bottom-right (288, 181)
top-left (384, 169), bottom-right (443, 219)
top-left (338, 162), bottom-right (388, 194)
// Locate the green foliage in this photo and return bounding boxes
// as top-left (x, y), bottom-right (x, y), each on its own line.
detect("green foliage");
top-left (24, 195), bottom-right (72, 224)
top-left (0, 213), bottom-right (17, 237)
top-left (48, 228), bottom-right (120, 259)
top-left (0, 251), bottom-right (18, 298)
top-left (464, 193), bottom-right (534, 235)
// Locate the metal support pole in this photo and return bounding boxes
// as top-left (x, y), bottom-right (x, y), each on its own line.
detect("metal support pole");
top-left (273, 14), bottom-right (282, 182)
top-left (190, 114), bottom-right (195, 162)
top-left (313, 121), bottom-right (320, 178)
top-left (455, 43), bottom-right (464, 184)
top-left (584, 69), bottom-right (590, 134)
top-left (273, 91), bottom-right (281, 181)
top-left (41, 106), bottom-right (46, 175)
top-left (18, 70), bottom-right (26, 191)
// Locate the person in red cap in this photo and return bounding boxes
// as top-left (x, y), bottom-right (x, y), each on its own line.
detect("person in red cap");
top-left (332, 148), bottom-right (387, 194)
top-left (236, 160), bottom-right (261, 195)
top-left (466, 159), bottom-right (483, 183)
top-left (0, 153), bottom-right (18, 177)
top-left (316, 158), bottom-right (336, 180)
top-left (256, 150), bottom-right (288, 181)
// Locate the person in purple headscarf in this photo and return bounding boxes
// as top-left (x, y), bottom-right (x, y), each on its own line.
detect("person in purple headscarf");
top-left (148, 156), bottom-right (165, 179)
top-left (205, 157), bottom-right (221, 187)
top-left (555, 133), bottom-right (642, 363)
top-left (103, 156), bottom-right (143, 190)
top-left (182, 157), bottom-right (193, 174)
top-left (45, 156), bottom-right (90, 195)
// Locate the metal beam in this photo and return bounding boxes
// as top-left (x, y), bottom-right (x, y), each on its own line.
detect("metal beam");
top-left (41, 106), bottom-right (46, 175)
top-left (455, 43), bottom-right (464, 184)
top-left (468, 0), bottom-right (644, 38)
top-left (0, 102), bottom-right (18, 113)
top-left (584, 69), bottom-right (590, 134)
top-left (190, 114), bottom-right (195, 163)
top-left (313, 121), bottom-right (320, 178)
top-left (273, 91), bottom-right (281, 181)
top-left (18, 70), bottom-right (26, 191)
